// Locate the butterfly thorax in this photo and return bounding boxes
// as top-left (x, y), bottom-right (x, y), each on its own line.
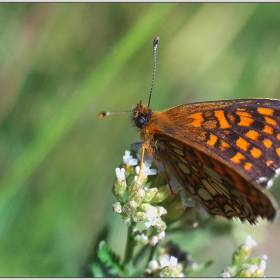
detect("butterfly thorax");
top-left (132, 101), bottom-right (159, 156)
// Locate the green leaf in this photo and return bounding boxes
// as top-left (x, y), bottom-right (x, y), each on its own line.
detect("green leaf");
top-left (97, 240), bottom-right (124, 276)
top-left (81, 226), bottom-right (110, 277)
top-left (89, 262), bottom-right (106, 278)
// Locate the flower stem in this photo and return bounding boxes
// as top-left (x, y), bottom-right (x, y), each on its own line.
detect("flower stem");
top-left (147, 242), bottom-right (158, 266)
top-left (123, 221), bottom-right (136, 276)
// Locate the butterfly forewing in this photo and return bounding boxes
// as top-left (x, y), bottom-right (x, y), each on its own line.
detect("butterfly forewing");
top-left (154, 99), bottom-right (280, 189)
top-left (135, 98), bottom-right (280, 224)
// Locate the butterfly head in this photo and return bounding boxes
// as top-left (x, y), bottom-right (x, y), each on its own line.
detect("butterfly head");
top-left (132, 101), bottom-right (153, 129)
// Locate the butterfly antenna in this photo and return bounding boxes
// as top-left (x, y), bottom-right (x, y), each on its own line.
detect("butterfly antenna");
top-left (147, 37), bottom-right (159, 108)
top-left (98, 110), bottom-right (132, 118)
top-left (99, 37), bottom-right (159, 118)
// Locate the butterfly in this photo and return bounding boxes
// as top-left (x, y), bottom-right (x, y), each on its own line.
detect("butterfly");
top-left (101, 37), bottom-right (279, 225)
top-left (132, 98), bottom-right (280, 224)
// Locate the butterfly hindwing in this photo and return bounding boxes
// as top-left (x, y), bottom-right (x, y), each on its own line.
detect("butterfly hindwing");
top-left (155, 137), bottom-right (277, 224)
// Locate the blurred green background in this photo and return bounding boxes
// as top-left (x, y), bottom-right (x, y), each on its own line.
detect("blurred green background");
top-left (1, 3), bottom-right (280, 277)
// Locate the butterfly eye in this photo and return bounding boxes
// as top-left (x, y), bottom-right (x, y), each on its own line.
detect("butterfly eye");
top-left (136, 115), bottom-right (148, 128)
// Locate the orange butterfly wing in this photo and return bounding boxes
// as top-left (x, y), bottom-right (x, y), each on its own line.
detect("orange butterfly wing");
top-left (133, 99), bottom-right (280, 224)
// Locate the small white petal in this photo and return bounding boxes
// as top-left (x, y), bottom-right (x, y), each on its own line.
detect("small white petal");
top-left (160, 256), bottom-right (178, 268)
top-left (115, 167), bottom-right (125, 180)
top-left (123, 150), bottom-right (138, 166)
top-left (262, 254), bottom-right (268, 261)
top-left (249, 264), bottom-right (258, 274)
top-left (135, 166), bottom-right (140, 174)
top-left (123, 151), bottom-right (131, 164)
top-left (142, 161), bottom-right (157, 175)
top-left (129, 158), bottom-right (138, 166)
top-left (145, 208), bottom-right (161, 228)
top-left (146, 168), bottom-right (157, 175)
top-left (146, 208), bottom-right (158, 220)
top-left (245, 235), bottom-right (257, 248)
top-left (144, 160), bottom-right (152, 168)
top-left (169, 256), bottom-right (178, 266)
top-left (260, 260), bottom-right (266, 272)
top-left (160, 259), bottom-right (170, 267)
top-left (158, 206), bottom-right (165, 216)
top-left (145, 221), bottom-right (152, 228)
top-left (135, 161), bottom-right (157, 176)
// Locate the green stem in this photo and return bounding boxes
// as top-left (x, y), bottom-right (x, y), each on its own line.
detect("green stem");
top-left (134, 244), bottom-right (149, 266)
top-left (146, 242), bottom-right (158, 268)
top-left (123, 221), bottom-right (137, 276)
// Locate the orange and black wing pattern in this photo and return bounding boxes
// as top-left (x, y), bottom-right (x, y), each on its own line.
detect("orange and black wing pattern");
top-left (134, 99), bottom-right (280, 224)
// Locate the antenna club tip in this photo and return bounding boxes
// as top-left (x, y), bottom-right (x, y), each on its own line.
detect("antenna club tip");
top-left (98, 112), bottom-right (107, 118)
top-left (153, 37), bottom-right (160, 46)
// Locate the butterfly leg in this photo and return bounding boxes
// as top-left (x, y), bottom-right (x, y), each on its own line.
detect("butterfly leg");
top-left (135, 145), bottom-right (147, 182)
top-left (139, 145), bottom-right (145, 172)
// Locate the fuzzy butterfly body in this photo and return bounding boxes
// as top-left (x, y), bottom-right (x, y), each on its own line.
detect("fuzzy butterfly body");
top-left (132, 98), bottom-right (280, 224)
